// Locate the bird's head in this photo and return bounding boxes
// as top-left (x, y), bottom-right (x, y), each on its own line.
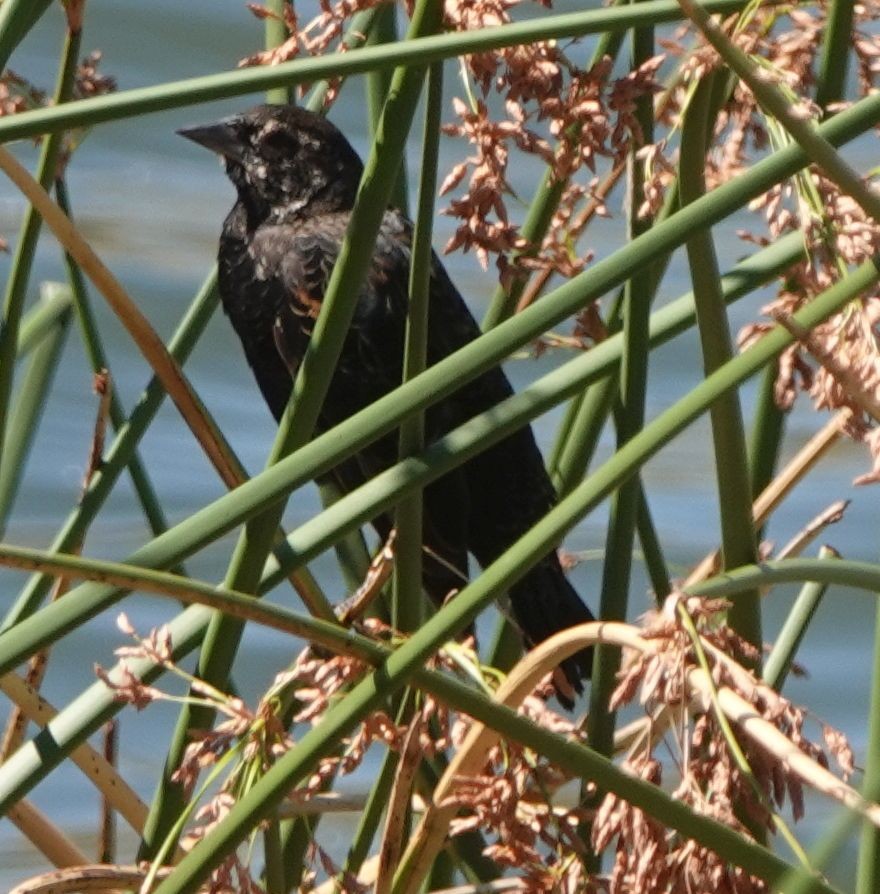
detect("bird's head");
top-left (178, 104), bottom-right (364, 223)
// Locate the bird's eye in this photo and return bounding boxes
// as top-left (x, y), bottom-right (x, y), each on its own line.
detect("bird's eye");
top-left (259, 125), bottom-right (296, 157)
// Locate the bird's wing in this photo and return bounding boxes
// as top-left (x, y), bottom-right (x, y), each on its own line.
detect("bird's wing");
top-left (252, 212), bottom-right (472, 601)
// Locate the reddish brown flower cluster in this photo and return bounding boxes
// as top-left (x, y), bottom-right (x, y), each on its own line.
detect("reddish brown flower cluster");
top-left (94, 613), bottom-right (174, 710)
top-left (292, 628), bottom-right (494, 798)
top-left (593, 596), bottom-right (854, 894)
top-left (73, 50), bottom-right (117, 99)
top-left (292, 644), bottom-right (400, 800)
top-left (0, 70), bottom-right (46, 118)
top-left (445, 693), bottom-right (590, 890)
top-left (440, 0), bottom-right (663, 274)
top-left (96, 616), bottom-right (300, 892)
top-left (196, 844), bottom-right (264, 894)
top-left (0, 50), bottom-right (114, 117)
top-left (299, 841), bottom-right (371, 893)
top-left (737, 165), bottom-right (880, 475)
top-left (593, 757), bottom-right (672, 893)
top-left (242, 0), bottom-right (386, 68)
top-left (439, 97), bottom-right (534, 269)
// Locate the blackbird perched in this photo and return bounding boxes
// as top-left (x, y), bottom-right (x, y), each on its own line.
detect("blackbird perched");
top-left (179, 104), bottom-right (594, 699)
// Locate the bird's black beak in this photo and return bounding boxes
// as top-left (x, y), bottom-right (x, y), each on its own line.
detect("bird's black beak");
top-left (177, 118), bottom-right (243, 161)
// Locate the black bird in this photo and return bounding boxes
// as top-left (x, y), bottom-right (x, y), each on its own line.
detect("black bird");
top-left (179, 104), bottom-right (594, 700)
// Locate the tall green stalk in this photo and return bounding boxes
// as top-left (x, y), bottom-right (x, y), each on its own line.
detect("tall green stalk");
top-left (762, 547), bottom-right (834, 692)
top-left (0, 0), bottom-right (54, 71)
top-left (815, 0), bottom-right (855, 112)
top-left (307, 5), bottom-right (388, 589)
top-left (15, 288), bottom-right (72, 359)
top-left (393, 62), bottom-right (443, 633)
top-left (551, 373), bottom-right (617, 498)
top-left (636, 487), bottom-right (671, 600)
top-left (856, 598), bottom-right (880, 892)
top-left (0, 22), bottom-right (80, 508)
top-left (264, 0), bottom-right (292, 105)
top-left (679, 76), bottom-right (760, 653)
top-left (748, 361), bottom-right (786, 509)
top-left (587, 16), bottom-right (656, 774)
top-left (367, 2), bottom-right (408, 213)
top-left (0, 288), bottom-right (71, 533)
top-left (343, 746), bottom-right (400, 877)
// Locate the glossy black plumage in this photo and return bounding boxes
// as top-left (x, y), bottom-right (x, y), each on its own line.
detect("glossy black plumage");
top-left (180, 104), bottom-right (594, 699)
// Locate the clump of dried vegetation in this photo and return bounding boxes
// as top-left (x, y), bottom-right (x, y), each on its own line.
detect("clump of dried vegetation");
top-left (91, 594), bottom-right (855, 893)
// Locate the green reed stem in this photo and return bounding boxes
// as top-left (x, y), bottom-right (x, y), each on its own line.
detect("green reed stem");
top-left (680, 75), bottom-right (760, 654)
top-left (264, 0), bottom-right (292, 105)
top-left (855, 605), bottom-right (880, 894)
top-left (816, 0), bottom-right (855, 112)
top-left (394, 61), bottom-right (443, 633)
top-left (552, 372), bottom-right (617, 497)
top-left (344, 745), bottom-right (399, 877)
top-left (545, 195), bottom-right (669, 497)
top-left (317, 478), bottom-right (372, 588)
top-left (16, 288), bottom-right (72, 359)
top-left (762, 546), bottom-right (835, 692)
top-left (636, 487), bottom-right (671, 600)
top-left (0, 0), bottom-right (54, 71)
top-left (276, 816), bottom-right (313, 892)
top-left (748, 362), bottom-right (786, 505)
top-left (8, 547), bottom-right (880, 667)
top-left (0, 22), bottom-right (80, 512)
top-left (587, 14), bottom-right (657, 777)
top-left (0, 288), bottom-right (71, 533)
top-left (306, 4), bottom-right (394, 586)
top-left (262, 816), bottom-right (284, 894)
top-left (367, 2), bottom-right (408, 213)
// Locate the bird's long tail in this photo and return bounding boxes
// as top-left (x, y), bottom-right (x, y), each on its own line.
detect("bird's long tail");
top-left (508, 555), bottom-right (595, 706)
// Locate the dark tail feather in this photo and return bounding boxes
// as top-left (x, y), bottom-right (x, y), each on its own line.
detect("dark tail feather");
top-left (508, 556), bottom-right (594, 708)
